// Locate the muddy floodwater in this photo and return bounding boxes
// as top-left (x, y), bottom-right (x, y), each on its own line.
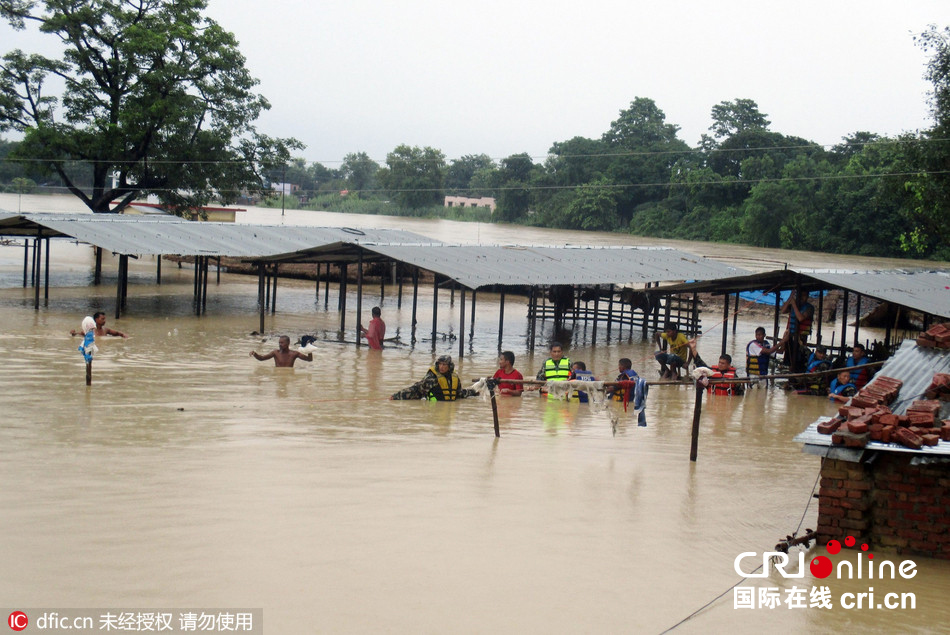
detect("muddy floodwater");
top-left (1, 194), bottom-right (949, 633)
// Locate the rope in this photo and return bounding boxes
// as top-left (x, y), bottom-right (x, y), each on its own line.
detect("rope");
top-left (658, 447), bottom-right (827, 634)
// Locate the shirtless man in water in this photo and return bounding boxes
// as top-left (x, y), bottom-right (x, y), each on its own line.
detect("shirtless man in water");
top-left (70, 311), bottom-right (128, 338)
top-left (250, 335), bottom-right (313, 367)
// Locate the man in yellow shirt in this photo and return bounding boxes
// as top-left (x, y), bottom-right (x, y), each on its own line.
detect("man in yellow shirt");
top-left (653, 322), bottom-right (690, 380)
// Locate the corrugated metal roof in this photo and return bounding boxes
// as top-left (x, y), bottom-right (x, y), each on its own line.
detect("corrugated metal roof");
top-left (660, 268), bottom-right (950, 319)
top-left (795, 340), bottom-right (950, 456)
top-left (0, 212), bottom-right (430, 257)
top-left (808, 270), bottom-right (950, 320)
top-left (258, 243), bottom-right (750, 289)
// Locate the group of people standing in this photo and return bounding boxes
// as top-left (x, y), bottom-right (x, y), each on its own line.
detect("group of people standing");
top-left (241, 292), bottom-right (875, 404)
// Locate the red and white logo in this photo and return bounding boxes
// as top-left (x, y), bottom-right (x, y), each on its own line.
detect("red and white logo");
top-left (8, 611), bottom-right (28, 632)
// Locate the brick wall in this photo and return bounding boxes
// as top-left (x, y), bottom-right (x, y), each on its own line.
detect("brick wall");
top-left (817, 455), bottom-right (950, 559)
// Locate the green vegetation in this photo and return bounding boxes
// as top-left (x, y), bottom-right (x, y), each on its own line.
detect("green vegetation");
top-left (0, 0), bottom-right (298, 213)
top-left (1, 5), bottom-right (948, 260)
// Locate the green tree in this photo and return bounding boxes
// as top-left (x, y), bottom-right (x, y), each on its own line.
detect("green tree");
top-left (561, 177), bottom-right (620, 231)
top-left (601, 98), bottom-right (690, 223)
top-left (0, 0), bottom-right (299, 214)
top-left (445, 153), bottom-right (494, 193)
top-left (708, 98), bottom-right (771, 140)
top-left (341, 152), bottom-right (379, 197)
top-left (899, 25), bottom-right (950, 255)
top-left (495, 152), bottom-right (536, 222)
top-left (378, 144), bottom-right (445, 209)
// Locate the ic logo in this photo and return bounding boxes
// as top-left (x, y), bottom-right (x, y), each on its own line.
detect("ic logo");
top-left (8, 612), bottom-right (28, 632)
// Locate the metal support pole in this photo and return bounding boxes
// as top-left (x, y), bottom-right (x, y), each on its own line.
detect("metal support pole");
top-left (592, 285), bottom-right (600, 343)
top-left (94, 247), bottom-right (102, 285)
top-left (356, 252), bottom-right (364, 348)
top-left (470, 290), bottom-right (477, 340)
top-left (324, 263), bottom-right (330, 310)
top-left (33, 234), bottom-right (41, 310)
top-left (816, 290), bottom-right (824, 343)
top-left (498, 289), bottom-right (505, 351)
top-left (732, 292), bottom-right (739, 335)
top-left (721, 293), bottom-right (729, 356)
top-left (411, 268), bottom-right (419, 343)
top-left (271, 264), bottom-right (278, 314)
top-left (339, 264), bottom-right (348, 333)
top-left (853, 294), bottom-right (861, 346)
top-left (431, 274), bottom-right (439, 351)
top-left (156, 255), bottom-right (162, 285)
top-left (606, 284), bottom-right (615, 336)
top-left (202, 256), bottom-right (209, 314)
top-left (459, 287), bottom-right (466, 359)
top-left (841, 290), bottom-right (849, 357)
top-left (258, 263), bottom-right (265, 334)
top-left (44, 237), bottom-right (50, 300)
top-left (22, 239), bottom-right (28, 287)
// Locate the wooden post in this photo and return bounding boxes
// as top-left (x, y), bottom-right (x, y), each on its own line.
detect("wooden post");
top-left (690, 380), bottom-right (704, 462)
top-left (490, 385), bottom-right (500, 438)
top-left (324, 263), bottom-right (330, 310)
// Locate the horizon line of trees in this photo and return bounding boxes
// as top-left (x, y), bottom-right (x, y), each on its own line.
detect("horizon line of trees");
top-left (1, 2), bottom-right (947, 261)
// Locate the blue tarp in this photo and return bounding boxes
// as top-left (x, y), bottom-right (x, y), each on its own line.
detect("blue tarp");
top-left (739, 290), bottom-right (823, 306)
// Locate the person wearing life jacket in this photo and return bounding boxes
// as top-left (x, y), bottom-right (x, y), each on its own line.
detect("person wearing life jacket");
top-left (746, 327), bottom-right (780, 379)
top-left (534, 342), bottom-right (572, 396)
top-left (569, 361), bottom-right (596, 403)
top-left (778, 290), bottom-right (814, 373)
top-left (390, 355), bottom-right (476, 401)
top-left (608, 358), bottom-right (639, 401)
top-left (708, 354), bottom-right (742, 396)
top-left (803, 345), bottom-right (832, 394)
top-left (828, 369), bottom-right (858, 403)
top-left (845, 343), bottom-right (873, 389)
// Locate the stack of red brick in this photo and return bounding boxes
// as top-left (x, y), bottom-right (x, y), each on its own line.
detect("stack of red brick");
top-left (924, 373), bottom-right (950, 400)
top-left (917, 323), bottom-right (950, 349)
top-left (817, 374), bottom-right (950, 449)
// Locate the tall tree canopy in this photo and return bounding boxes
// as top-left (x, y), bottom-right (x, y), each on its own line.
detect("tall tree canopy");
top-left (0, 0), bottom-right (299, 214)
top-left (377, 144), bottom-right (445, 209)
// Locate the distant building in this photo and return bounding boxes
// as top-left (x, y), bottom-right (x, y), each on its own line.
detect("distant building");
top-left (271, 182), bottom-right (299, 195)
top-left (444, 195), bottom-right (496, 214)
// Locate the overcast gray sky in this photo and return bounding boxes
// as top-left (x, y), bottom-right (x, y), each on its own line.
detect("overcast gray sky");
top-left (3, 1), bottom-right (949, 166)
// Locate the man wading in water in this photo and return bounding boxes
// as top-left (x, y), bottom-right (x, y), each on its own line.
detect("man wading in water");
top-left (250, 335), bottom-right (313, 367)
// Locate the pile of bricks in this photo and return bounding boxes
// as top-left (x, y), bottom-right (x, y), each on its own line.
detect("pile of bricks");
top-left (817, 374), bottom-right (950, 450)
top-left (924, 373), bottom-right (950, 400)
top-left (916, 323), bottom-right (950, 349)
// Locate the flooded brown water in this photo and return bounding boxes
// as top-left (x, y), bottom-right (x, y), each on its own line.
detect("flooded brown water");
top-left (1, 194), bottom-right (948, 633)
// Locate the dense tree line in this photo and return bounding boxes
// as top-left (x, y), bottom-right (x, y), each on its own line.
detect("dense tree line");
top-left (1, 2), bottom-right (947, 260)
